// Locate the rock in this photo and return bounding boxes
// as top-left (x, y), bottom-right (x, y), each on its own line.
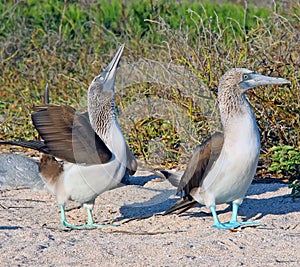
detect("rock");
top-left (0, 154), bottom-right (44, 189)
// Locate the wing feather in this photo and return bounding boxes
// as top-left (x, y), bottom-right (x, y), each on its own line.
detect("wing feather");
top-left (165, 132), bottom-right (224, 215)
top-left (178, 132), bottom-right (224, 196)
top-left (31, 104), bottom-right (112, 164)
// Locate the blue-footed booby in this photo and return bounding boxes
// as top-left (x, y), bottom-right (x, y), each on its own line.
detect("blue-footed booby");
top-left (0, 44), bottom-right (137, 229)
top-left (164, 68), bottom-right (290, 229)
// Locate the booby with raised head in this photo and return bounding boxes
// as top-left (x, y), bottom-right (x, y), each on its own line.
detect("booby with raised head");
top-left (164, 68), bottom-right (290, 229)
top-left (1, 44), bottom-right (137, 229)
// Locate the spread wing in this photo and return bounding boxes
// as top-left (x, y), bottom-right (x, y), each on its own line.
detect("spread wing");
top-left (164, 132), bottom-right (224, 215)
top-left (31, 104), bottom-right (112, 164)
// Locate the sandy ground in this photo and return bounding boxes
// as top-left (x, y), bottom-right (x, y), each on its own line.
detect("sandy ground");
top-left (0, 168), bottom-right (300, 267)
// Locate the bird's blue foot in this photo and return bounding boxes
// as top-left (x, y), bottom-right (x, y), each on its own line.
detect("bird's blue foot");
top-left (210, 204), bottom-right (264, 230)
top-left (212, 220), bottom-right (264, 230)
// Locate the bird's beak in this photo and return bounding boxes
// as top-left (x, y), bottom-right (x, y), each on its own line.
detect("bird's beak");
top-left (239, 73), bottom-right (290, 90)
top-left (102, 44), bottom-right (125, 91)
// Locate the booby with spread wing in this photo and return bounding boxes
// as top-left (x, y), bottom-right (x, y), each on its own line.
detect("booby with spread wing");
top-left (164, 68), bottom-right (290, 229)
top-left (1, 44), bottom-right (137, 229)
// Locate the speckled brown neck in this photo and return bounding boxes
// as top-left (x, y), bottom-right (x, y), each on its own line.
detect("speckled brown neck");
top-left (88, 91), bottom-right (115, 140)
top-left (218, 86), bottom-right (248, 122)
top-left (217, 69), bottom-right (255, 129)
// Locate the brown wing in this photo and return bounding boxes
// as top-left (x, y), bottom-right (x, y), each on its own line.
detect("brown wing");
top-left (72, 111), bottom-right (137, 174)
top-left (165, 132), bottom-right (224, 215)
top-left (177, 132), bottom-right (224, 196)
top-left (31, 104), bottom-right (112, 164)
top-left (0, 140), bottom-right (50, 154)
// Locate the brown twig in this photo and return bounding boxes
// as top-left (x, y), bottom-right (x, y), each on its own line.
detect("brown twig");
top-left (103, 229), bottom-right (185, 235)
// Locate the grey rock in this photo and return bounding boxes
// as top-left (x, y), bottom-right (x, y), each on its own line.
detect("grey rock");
top-left (0, 154), bottom-right (44, 189)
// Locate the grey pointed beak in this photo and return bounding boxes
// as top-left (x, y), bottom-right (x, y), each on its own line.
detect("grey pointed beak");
top-left (102, 44), bottom-right (125, 91)
top-left (239, 73), bottom-right (290, 90)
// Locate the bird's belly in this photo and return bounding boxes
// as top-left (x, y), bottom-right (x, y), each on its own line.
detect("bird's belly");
top-left (201, 144), bottom-right (259, 206)
top-left (62, 158), bottom-right (126, 204)
top-left (62, 123), bottom-right (127, 204)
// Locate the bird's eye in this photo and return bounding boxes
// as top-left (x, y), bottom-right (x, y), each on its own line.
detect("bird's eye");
top-left (94, 76), bottom-right (104, 82)
top-left (243, 74), bottom-right (248, 80)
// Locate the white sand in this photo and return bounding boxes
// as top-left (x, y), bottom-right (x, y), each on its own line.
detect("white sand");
top-left (1, 170), bottom-right (300, 266)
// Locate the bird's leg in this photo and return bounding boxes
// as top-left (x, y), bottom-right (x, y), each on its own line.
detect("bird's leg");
top-left (86, 207), bottom-right (94, 225)
top-left (226, 202), bottom-right (264, 228)
top-left (60, 204), bottom-right (67, 225)
top-left (84, 207), bottom-right (120, 228)
top-left (59, 205), bottom-right (120, 229)
top-left (210, 205), bottom-right (237, 229)
top-left (210, 206), bottom-right (226, 229)
top-left (229, 202), bottom-right (239, 224)
top-left (59, 205), bottom-right (86, 229)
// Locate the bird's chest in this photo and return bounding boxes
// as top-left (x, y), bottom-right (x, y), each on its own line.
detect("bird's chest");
top-left (221, 137), bottom-right (260, 184)
top-left (224, 116), bottom-right (260, 161)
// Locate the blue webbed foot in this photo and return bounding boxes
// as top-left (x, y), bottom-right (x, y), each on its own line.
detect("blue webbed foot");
top-left (210, 203), bottom-right (264, 230)
top-left (212, 220), bottom-right (264, 230)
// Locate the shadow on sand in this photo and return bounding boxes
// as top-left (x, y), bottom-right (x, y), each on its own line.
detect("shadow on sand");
top-left (118, 180), bottom-right (299, 222)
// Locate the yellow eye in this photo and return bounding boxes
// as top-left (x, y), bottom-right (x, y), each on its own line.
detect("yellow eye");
top-left (243, 74), bottom-right (248, 80)
top-left (94, 76), bottom-right (104, 82)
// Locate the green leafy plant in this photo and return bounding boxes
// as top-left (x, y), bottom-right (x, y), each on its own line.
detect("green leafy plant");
top-left (289, 180), bottom-right (300, 201)
top-left (269, 145), bottom-right (300, 179)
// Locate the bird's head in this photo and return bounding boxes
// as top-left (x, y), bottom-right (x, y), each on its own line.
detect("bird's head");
top-left (88, 44), bottom-right (124, 98)
top-left (219, 68), bottom-right (290, 95)
top-left (217, 68), bottom-right (290, 122)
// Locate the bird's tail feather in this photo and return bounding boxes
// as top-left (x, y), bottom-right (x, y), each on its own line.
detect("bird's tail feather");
top-left (155, 170), bottom-right (183, 188)
top-left (164, 198), bottom-right (198, 215)
top-left (0, 140), bottom-right (49, 154)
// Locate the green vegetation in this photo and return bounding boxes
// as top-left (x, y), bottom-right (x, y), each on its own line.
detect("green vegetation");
top-left (269, 145), bottom-right (300, 179)
top-left (289, 180), bottom-right (300, 201)
top-left (1, 0), bottom-right (299, 177)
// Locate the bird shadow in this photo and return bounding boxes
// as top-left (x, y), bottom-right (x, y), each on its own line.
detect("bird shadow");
top-left (240, 194), bottom-right (299, 221)
top-left (114, 172), bottom-right (178, 221)
top-left (117, 181), bottom-right (299, 222)
top-left (120, 173), bottom-right (162, 187)
top-left (117, 188), bottom-right (177, 221)
top-left (176, 183), bottom-right (300, 221)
